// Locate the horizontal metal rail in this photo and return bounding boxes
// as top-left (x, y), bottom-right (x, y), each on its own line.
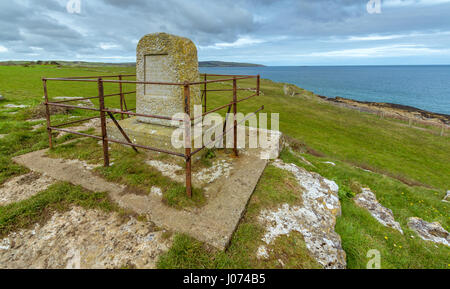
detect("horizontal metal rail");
top-left (44, 75), bottom-right (257, 86)
top-left (52, 116), bottom-right (100, 128)
top-left (49, 127), bottom-right (185, 157)
top-left (47, 102), bottom-right (101, 112)
top-left (50, 127), bottom-right (103, 140)
top-left (101, 108), bottom-right (184, 122)
top-left (200, 73), bottom-right (256, 77)
top-left (193, 102), bottom-right (234, 121)
top-left (51, 108), bottom-right (136, 128)
top-left (236, 93), bottom-right (258, 104)
top-left (201, 88), bottom-right (257, 92)
top-left (191, 105), bottom-right (265, 156)
top-left (46, 74), bottom-right (135, 80)
top-left (52, 91), bottom-right (136, 103)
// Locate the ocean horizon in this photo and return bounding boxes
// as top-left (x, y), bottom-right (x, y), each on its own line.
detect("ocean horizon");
top-left (200, 65), bottom-right (450, 115)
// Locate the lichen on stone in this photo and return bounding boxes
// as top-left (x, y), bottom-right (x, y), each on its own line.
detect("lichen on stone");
top-left (136, 33), bottom-right (201, 126)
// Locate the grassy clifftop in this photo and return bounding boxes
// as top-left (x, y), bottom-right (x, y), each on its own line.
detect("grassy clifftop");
top-left (0, 65), bottom-right (448, 268)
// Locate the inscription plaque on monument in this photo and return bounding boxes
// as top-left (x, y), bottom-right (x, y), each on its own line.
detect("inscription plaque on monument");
top-left (144, 54), bottom-right (173, 96)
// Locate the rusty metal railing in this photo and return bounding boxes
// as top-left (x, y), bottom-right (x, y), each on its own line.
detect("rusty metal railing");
top-left (42, 73), bottom-right (262, 197)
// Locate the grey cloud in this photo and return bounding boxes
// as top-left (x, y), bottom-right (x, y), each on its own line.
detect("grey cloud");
top-left (0, 0), bottom-right (449, 65)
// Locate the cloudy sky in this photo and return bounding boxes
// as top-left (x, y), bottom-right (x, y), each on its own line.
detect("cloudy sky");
top-left (1, 0), bottom-right (449, 65)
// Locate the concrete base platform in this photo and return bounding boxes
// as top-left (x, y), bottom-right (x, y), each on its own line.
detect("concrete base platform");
top-left (107, 117), bottom-right (190, 155)
top-left (13, 147), bottom-right (271, 250)
top-left (107, 117), bottom-right (284, 161)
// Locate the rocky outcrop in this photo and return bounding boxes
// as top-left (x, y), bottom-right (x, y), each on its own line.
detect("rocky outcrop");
top-left (258, 160), bottom-right (346, 269)
top-left (443, 190), bottom-right (450, 203)
top-left (353, 188), bottom-right (403, 234)
top-left (407, 217), bottom-right (449, 247)
top-left (0, 173), bottom-right (56, 206)
top-left (0, 207), bottom-right (171, 269)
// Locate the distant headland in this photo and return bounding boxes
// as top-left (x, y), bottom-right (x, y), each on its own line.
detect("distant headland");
top-left (0, 60), bottom-right (265, 68)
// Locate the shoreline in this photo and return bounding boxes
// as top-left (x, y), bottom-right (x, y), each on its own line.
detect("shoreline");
top-left (318, 95), bottom-right (449, 127)
top-left (280, 82), bottom-right (449, 128)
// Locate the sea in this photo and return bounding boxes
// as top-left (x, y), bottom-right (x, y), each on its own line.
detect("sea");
top-left (199, 65), bottom-right (450, 115)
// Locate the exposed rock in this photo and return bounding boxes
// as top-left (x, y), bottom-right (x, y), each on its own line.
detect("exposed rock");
top-left (323, 161), bottom-right (336, 166)
top-left (0, 95), bottom-right (4, 100)
top-left (0, 134), bottom-right (6, 139)
top-left (256, 245), bottom-right (269, 260)
top-left (64, 158), bottom-right (102, 171)
top-left (151, 186), bottom-right (163, 197)
top-left (147, 158), bottom-right (233, 185)
top-left (32, 123), bottom-right (44, 131)
top-left (146, 160), bottom-right (184, 183)
top-left (0, 207), bottom-right (172, 268)
top-left (283, 84), bottom-right (298, 97)
top-left (443, 191), bottom-right (450, 203)
top-left (4, 104), bottom-right (29, 109)
top-left (353, 188), bottom-right (403, 234)
top-left (195, 160), bottom-right (232, 185)
top-left (259, 160), bottom-right (346, 269)
top-left (0, 173), bottom-right (56, 206)
top-left (407, 217), bottom-right (449, 247)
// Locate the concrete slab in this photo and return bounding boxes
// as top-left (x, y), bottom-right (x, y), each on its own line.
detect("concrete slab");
top-left (13, 148), bottom-right (268, 250)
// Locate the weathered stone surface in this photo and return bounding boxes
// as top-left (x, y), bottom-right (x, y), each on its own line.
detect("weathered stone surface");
top-left (0, 173), bottom-right (56, 206)
top-left (407, 217), bottom-right (449, 247)
top-left (259, 160), bottom-right (346, 269)
top-left (443, 190), bottom-right (450, 203)
top-left (353, 188), bottom-right (403, 234)
top-left (136, 33), bottom-right (200, 126)
top-left (4, 104), bottom-right (28, 108)
top-left (0, 207), bottom-right (171, 269)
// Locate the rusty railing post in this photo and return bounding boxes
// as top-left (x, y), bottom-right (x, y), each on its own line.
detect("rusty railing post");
top-left (257, 74), bottom-right (260, 96)
top-left (203, 74), bottom-right (207, 113)
top-left (98, 78), bottom-right (110, 167)
top-left (233, 77), bottom-right (238, 156)
top-left (43, 78), bottom-right (53, 149)
top-left (118, 75), bottom-right (124, 120)
top-left (184, 82), bottom-right (192, 198)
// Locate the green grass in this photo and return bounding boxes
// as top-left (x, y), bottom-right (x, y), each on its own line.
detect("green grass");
top-left (204, 77), bottom-right (449, 190)
top-left (157, 164), bottom-right (321, 269)
top-left (47, 138), bottom-right (205, 209)
top-left (1, 65), bottom-right (449, 269)
top-left (280, 148), bottom-right (450, 269)
top-left (0, 182), bottom-right (123, 237)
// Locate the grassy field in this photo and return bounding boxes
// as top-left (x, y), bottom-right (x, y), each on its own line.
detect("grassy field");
top-left (0, 64), bottom-right (448, 268)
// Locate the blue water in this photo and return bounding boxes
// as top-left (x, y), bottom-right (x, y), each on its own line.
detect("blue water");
top-left (199, 66), bottom-right (450, 115)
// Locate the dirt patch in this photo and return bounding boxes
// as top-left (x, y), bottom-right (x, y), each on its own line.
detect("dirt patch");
top-left (0, 173), bottom-right (56, 206)
top-left (29, 104), bottom-right (72, 119)
top-left (0, 206), bottom-right (172, 268)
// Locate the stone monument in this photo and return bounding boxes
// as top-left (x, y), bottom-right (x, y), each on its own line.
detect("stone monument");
top-left (108, 33), bottom-right (201, 153)
top-left (136, 33), bottom-right (201, 126)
